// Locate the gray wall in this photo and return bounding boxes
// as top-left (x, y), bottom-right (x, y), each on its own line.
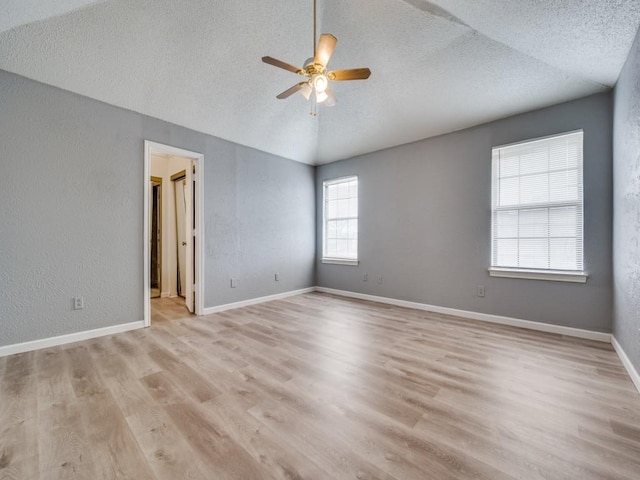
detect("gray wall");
top-left (0, 65), bottom-right (619, 348)
top-left (316, 93), bottom-right (613, 333)
top-left (0, 69), bottom-right (315, 347)
top-left (613, 27), bottom-right (640, 370)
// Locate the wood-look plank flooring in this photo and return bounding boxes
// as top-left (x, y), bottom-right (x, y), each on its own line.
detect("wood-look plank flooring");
top-left (1, 292), bottom-right (639, 479)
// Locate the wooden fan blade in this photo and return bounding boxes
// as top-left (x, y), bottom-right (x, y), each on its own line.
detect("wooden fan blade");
top-left (314, 34), bottom-right (337, 67)
top-left (276, 82), bottom-right (307, 99)
top-left (262, 56), bottom-right (303, 74)
top-left (325, 87), bottom-right (337, 107)
top-left (328, 68), bottom-right (371, 81)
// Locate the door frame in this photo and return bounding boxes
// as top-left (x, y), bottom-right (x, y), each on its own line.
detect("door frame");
top-left (143, 140), bottom-right (204, 326)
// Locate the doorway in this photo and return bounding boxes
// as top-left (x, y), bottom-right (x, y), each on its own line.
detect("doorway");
top-left (143, 141), bottom-right (204, 327)
top-left (150, 176), bottom-right (162, 299)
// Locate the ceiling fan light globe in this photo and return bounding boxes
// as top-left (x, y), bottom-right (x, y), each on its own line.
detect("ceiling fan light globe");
top-left (300, 83), bottom-right (313, 100)
top-left (312, 74), bottom-right (328, 93)
top-left (316, 90), bottom-right (328, 103)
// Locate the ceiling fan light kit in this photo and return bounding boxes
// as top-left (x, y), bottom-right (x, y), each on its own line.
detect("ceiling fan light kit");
top-left (262, 0), bottom-right (371, 115)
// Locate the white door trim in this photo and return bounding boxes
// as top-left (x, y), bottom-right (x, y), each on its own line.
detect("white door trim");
top-left (143, 140), bottom-right (205, 327)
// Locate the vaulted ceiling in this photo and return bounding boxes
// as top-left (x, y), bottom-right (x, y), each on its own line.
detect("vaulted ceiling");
top-left (1, 0), bottom-right (639, 164)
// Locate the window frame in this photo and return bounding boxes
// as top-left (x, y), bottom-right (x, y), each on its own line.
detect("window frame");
top-left (489, 130), bottom-right (587, 283)
top-left (322, 175), bottom-right (359, 266)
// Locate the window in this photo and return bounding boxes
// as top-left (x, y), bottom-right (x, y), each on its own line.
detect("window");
top-left (490, 131), bottom-right (586, 282)
top-left (322, 176), bottom-right (358, 265)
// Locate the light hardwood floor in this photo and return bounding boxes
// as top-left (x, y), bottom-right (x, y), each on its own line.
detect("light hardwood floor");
top-left (1, 292), bottom-right (639, 479)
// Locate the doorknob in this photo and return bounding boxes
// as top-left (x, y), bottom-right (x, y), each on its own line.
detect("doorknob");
top-left (182, 241), bottom-right (187, 246)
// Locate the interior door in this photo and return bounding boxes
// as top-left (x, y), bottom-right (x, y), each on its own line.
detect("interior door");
top-left (174, 177), bottom-right (187, 298)
top-left (184, 163), bottom-right (194, 313)
top-left (173, 164), bottom-right (195, 314)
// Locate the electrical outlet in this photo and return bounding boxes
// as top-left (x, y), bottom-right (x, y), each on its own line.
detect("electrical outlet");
top-left (73, 297), bottom-right (84, 310)
top-left (230, 278), bottom-right (237, 288)
top-left (275, 272), bottom-right (280, 281)
top-left (477, 286), bottom-right (485, 297)
top-left (377, 275), bottom-right (383, 285)
top-left (363, 273), bottom-right (368, 282)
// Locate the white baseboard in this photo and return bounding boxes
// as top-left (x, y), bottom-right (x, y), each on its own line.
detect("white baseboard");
top-left (315, 287), bottom-right (612, 343)
top-left (160, 292), bottom-right (171, 298)
top-left (611, 336), bottom-right (640, 394)
top-left (202, 287), bottom-right (316, 315)
top-left (0, 321), bottom-right (145, 358)
top-left (0, 287), bottom-right (312, 357)
top-left (0, 286), bottom-right (617, 368)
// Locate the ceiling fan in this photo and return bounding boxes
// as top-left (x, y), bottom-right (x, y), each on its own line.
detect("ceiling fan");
top-left (262, 0), bottom-right (371, 114)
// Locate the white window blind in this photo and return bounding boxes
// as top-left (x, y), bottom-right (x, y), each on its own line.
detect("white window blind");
top-left (323, 176), bottom-right (358, 263)
top-left (491, 131), bottom-right (584, 274)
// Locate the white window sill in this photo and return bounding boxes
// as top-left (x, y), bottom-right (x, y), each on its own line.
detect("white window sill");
top-left (322, 258), bottom-right (359, 266)
top-left (488, 268), bottom-right (588, 283)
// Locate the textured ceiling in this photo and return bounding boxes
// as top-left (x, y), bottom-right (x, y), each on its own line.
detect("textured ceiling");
top-left (1, 0), bottom-right (639, 165)
top-left (0, 0), bottom-right (104, 33)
